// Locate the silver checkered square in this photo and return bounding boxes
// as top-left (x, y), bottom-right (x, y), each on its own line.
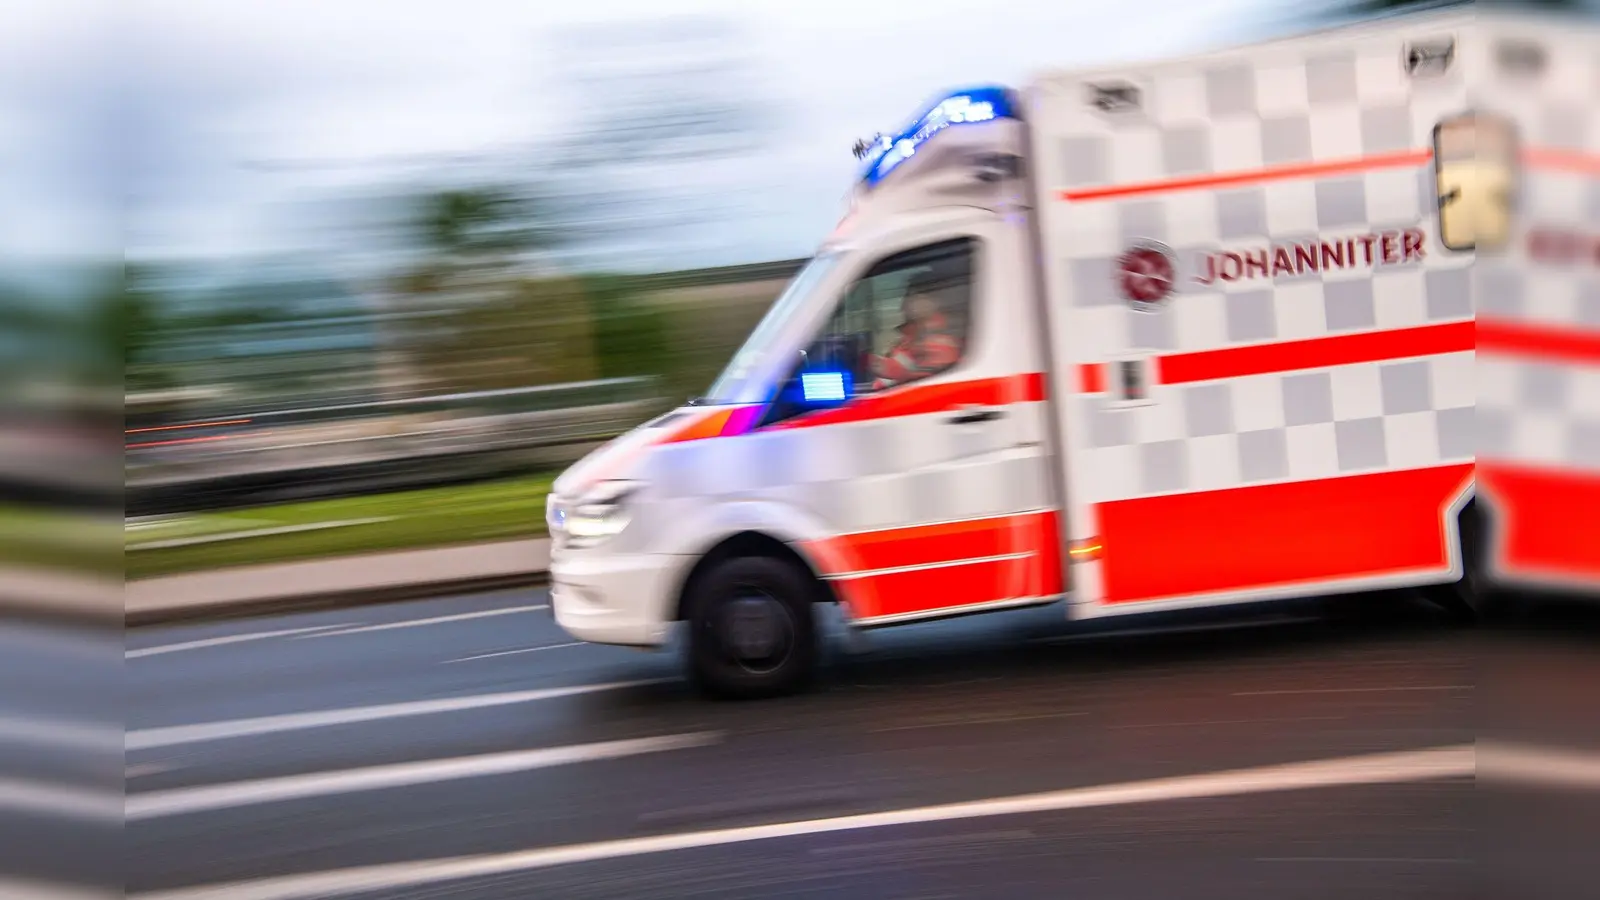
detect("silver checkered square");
top-left (1037, 25), bottom-right (1473, 361)
top-left (1068, 352), bottom-right (1475, 501)
top-left (637, 403), bottom-right (1055, 537)
top-left (1478, 357), bottom-right (1600, 473)
top-left (1035, 17), bottom-right (1482, 511)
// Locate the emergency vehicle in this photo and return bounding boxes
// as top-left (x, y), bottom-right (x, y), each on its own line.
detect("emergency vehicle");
top-left (546, 8), bottom-right (1595, 698)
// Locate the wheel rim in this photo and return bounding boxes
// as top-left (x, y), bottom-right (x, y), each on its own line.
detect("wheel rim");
top-left (715, 588), bottom-right (794, 676)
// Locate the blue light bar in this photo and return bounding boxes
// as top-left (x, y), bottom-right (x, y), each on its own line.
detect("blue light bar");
top-left (859, 85), bottom-right (1018, 187)
top-left (800, 371), bottom-right (849, 403)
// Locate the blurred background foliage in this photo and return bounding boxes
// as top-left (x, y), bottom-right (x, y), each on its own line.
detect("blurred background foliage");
top-left (109, 13), bottom-right (786, 418)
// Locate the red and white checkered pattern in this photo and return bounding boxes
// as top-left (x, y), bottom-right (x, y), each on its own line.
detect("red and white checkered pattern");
top-left (1030, 11), bottom-right (1476, 526)
top-left (1071, 352), bottom-right (1475, 502)
top-left (627, 403), bottom-right (1055, 546)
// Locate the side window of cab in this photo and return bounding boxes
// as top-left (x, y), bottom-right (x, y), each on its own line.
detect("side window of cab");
top-left (769, 238), bottom-right (976, 424)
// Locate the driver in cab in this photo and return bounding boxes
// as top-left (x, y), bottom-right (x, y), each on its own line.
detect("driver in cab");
top-left (869, 274), bottom-right (963, 391)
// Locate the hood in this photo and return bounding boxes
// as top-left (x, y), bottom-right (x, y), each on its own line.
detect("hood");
top-left (552, 405), bottom-right (750, 500)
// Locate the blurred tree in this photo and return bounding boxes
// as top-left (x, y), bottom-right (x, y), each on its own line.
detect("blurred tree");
top-left (109, 264), bottom-right (180, 393)
top-left (580, 275), bottom-right (672, 382)
top-left (408, 277), bottom-right (599, 392)
top-left (372, 14), bottom-right (777, 394)
top-left (409, 187), bottom-right (564, 267)
top-left (388, 184), bottom-right (599, 393)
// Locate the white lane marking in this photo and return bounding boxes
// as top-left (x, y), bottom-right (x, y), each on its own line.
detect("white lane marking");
top-left (1480, 741), bottom-right (1600, 789)
top-left (299, 605), bottom-right (550, 638)
top-left (126, 679), bottom-right (665, 751)
top-left (0, 715), bottom-right (120, 752)
top-left (127, 763), bottom-right (175, 779)
top-left (0, 877), bottom-right (118, 900)
top-left (128, 518), bottom-right (395, 551)
top-left (445, 642), bottom-right (584, 663)
top-left (0, 778), bottom-right (120, 823)
top-left (129, 745), bottom-right (1476, 900)
top-left (127, 624), bottom-right (356, 659)
top-left (1233, 685), bottom-right (1473, 697)
top-left (127, 732), bottom-right (719, 821)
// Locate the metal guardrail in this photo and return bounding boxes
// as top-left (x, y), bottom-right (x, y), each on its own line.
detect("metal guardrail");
top-left (128, 402), bottom-right (654, 485)
top-left (124, 397), bottom-right (664, 515)
top-left (633, 258), bottom-right (807, 292)
top-left (127, 376), bottom-right (663, 436)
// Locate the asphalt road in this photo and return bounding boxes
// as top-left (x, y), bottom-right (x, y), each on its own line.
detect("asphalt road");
top-left (100, 592), bottom-right (1600, 898)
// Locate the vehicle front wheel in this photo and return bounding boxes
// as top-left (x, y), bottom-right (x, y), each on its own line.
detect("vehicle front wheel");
top-left (685, 556), bottom-right (818, 700)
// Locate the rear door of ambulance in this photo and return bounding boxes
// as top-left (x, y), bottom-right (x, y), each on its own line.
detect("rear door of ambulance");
top-left (1025, 11), bottom-right (1478, 616)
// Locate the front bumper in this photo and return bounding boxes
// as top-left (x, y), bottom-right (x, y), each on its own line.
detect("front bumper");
top-left (548, 548), bottom-right (687, 648)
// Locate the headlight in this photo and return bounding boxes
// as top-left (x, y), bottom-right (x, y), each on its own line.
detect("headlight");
top-left (545, 493), bottom-right (566, 533)
top-left (563, 480), bottom-right (641, 546)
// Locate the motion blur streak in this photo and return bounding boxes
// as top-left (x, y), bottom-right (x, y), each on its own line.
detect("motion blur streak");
top-left (131, 746), bottom-right (1475, 900)
top-left (0, 878), bottom-right (117, 900)
top-left (0, 0), bottom-right (1592, 896)
top-left (125, 679), bottom-right (666, 750)
top-left (1480, 743), bottom-right (1600, 790)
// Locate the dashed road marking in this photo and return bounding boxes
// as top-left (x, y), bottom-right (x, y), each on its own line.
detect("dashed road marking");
top-left (445, 642), bottom-right (584, 663)
top-left (0, 778), bottom-right (119, 823)
top-left (127, 624), bottom-right (356, 659)
top-left (126, 679), bottom-right (667, 751)
top-left (128, 744), bottom-right (1476, 900)
top-left (298, 605), bottom-right (550, 638)
top-left (127, 732), bottom-right (720, 820)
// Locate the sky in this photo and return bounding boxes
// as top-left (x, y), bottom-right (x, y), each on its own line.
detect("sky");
top-left (6, 0), bottom-right (1331, 280)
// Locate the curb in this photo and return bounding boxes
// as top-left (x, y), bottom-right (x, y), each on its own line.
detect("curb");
top-left (124, 571), bottom-right (550, 628)
top-left (0, 569), bottom-right (120, 630)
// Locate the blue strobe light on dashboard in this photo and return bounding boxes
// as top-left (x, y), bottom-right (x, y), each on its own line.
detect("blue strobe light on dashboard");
top-left (800, 371), bottom-right (849, 404)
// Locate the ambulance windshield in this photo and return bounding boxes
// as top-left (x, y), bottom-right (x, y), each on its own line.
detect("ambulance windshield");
top-left (700, 252), bottom-right (841, 406)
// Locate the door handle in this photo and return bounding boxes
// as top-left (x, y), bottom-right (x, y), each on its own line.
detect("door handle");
top-left (945, 407), bottom-right (1006, 425)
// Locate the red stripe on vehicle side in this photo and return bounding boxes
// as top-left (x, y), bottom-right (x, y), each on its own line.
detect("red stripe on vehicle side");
top-left (1478, 317), bottom-right (1600, 368)
top-left (767, 373), bottom-right (1046, 431)
top-left (805, 511), bottom-right (1064, 620)
top-left (1074, 321), bottom-right (1473, 394)
top-left (1094, 464), bottom-right (1474, 604)
top-left (1156, 321), bottom-right (1475, 385)
top-left (1059, 149), bottom-right (1433, 202)
top-left (1478, 463), bottom-right (1600, 584)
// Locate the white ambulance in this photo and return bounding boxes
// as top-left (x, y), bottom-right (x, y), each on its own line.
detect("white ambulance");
top-left (544, 8), bottom-right (1547, 698)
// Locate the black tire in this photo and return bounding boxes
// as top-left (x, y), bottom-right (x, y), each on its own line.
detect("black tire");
top-left (685, 555), bottom-right (818, 700)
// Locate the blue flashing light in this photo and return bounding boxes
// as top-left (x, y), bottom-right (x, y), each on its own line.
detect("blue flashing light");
top-left (800, 371), bottom-right (849, 403)
top-left (859, 85), bottom-right (1018, 187)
